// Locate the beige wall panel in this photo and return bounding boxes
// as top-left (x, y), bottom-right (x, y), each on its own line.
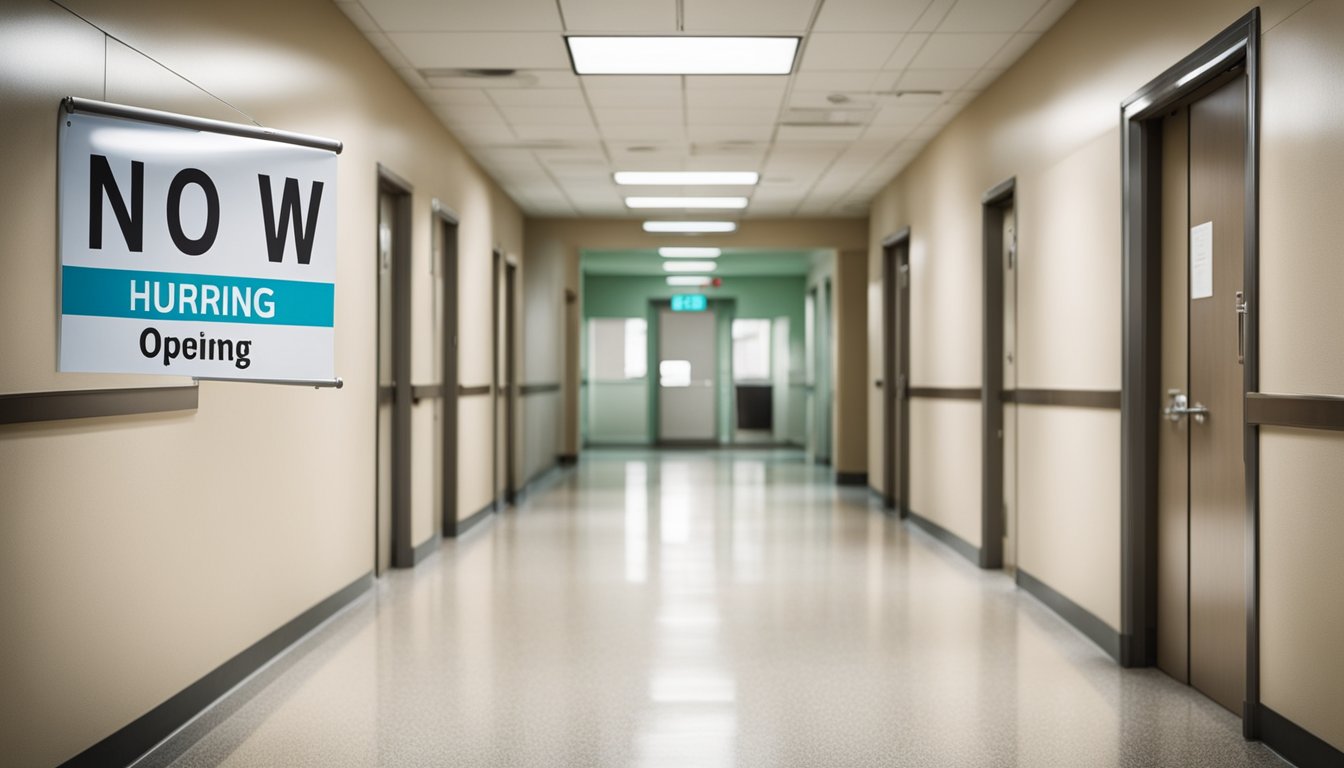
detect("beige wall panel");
top-left (0, 0), bottom-right (523, 764)
top-left (1260, 428), bottom-right (1344, 752)
top-left (1015, 405), bottom-right (1121, 630)
top-left (1259, 0), bottom-right (1344, 396)
top-left (411, 401), bottom-right (437, 545)
top-left (1015, 132), bottom-right (1122, 389)
top-left (908, 399), bottom-right (982, 549)
top-left (458, 396), bottom-right (496, 519)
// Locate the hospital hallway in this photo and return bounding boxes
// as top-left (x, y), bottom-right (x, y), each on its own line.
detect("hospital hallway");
top-left (144, 450), bottom-right (1286, 768)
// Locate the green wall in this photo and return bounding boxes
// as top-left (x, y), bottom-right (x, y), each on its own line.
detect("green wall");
top-left (582, 274), bottom-right (808, 444)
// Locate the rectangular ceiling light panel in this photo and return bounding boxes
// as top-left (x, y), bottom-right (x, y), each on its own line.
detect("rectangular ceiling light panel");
top-left (659, 247), bottom-right (721, 258)
top-left (568, 37), bottom-right (800, 75)
top-left (663, 261), bottom-right (718, 272)
top-left (667, 276), bottom-right (713, 286)
top-left (643, 221), bottom-right (738, 233)
top-left (626, 197), bottom-right (749, 209)
top-left (615, 171), bottom-right (759, 186)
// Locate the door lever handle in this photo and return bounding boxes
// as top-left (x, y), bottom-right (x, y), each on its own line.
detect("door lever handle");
top-left (1164, 390), bottom-right (1209, 424)
top-left (1235, 290), bottom-right (1248, 365)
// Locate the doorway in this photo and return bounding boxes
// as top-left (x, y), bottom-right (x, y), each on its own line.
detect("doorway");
top-left (493, 252), bottom-right (518, 507)
top-left (435, 204), bottom-right (460, 536)
top-left (981, 181), bottom-right (1018, 571)
top-left (375, 167), bottom-right (412, 572)
top-left (1120, 11), bottom-right (1259, 731)
top-left (881, 228), bottom-right (910, 515)
top-left (658, 306), bottom-right (717, 443)
top-left (731, 318), bottom-right (773, 443)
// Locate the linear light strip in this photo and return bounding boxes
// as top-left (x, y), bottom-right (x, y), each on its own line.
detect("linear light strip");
top-left (626, 197), bottom-right (748, 209)
top-left (643, 221), bottom-right (738, 233)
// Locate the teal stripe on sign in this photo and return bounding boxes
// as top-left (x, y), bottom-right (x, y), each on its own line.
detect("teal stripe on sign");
top-left (62, 266), bottom-right (334, 327)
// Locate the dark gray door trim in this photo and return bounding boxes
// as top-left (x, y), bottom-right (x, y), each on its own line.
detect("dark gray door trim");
top-left (436, 209), bottom-right (461, 538)
top-left (1119, 8), bottom-right (1259, 739)
top-left (981, 176), bottom-right (1015, 570)
top-left (377, 167), bottom-right (415, 569)
top-left (881, 227), bottom-right (910, 514)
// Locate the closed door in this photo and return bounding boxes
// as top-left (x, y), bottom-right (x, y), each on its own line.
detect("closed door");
top-left (1001, 206), bottom-right (1018, 570)
top-left (658, 308), bottom-right (716, 442)
top-left (1157, 74), bottom-right (1247, 716)
top-left (375, 191), bottom-right (395, 574)
top-left (883, 238), bottom-right (910, 514)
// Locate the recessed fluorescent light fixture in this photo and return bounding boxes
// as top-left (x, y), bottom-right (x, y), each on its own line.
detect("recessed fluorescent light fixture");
top-left (567, 37), bottom-right (800, 76)
top-left (659, 247), bottom-right (721, 258)
top-left (663, 261), bottom-right (718, 272)
top-left (615, 171), bottom-right (759, 186)
top-left (643, 221), bottom-right (738, 234)
top-left (667, 276), bottom-right (713, 287)
top-left (626, 197), bottom-right (748, 209)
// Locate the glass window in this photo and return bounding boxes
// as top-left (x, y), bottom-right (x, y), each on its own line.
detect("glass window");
top-left (732, 319), bottom-right (772, 382)
top-left (588, 317), bottom-right (647, 381)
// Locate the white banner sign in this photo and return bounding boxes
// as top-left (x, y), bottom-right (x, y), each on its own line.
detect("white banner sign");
top-left (58, 109), bottom-right (338, 381)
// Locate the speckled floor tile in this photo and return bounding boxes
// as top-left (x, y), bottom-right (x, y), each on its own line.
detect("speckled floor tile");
top-left (144, 450), bottom-right (1290, 768)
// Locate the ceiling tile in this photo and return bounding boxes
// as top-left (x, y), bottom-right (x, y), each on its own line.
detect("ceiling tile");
top-left (683, 75), bottom-right (790, 91)
top-left (792, 72), bottom-right (881, 93)
top-left (861, 122), bottom-right (916, 141)
top-left (512, 123), bottom-right (601, 140)
top-left (559, 0), bottom-right (677, 32)
top-left (421, 70), bottom-right (579, 89)
top-left (435, 103), bottom-right (508, 124)
top-left (364, 32), bottom-right (413, 68)
top-left (688, 125), bottom-right (775, 143)
top-left (683, 0), bottom-right (815, 32)
top-left (600, 124), bottom-right (688, 141)
top-left (912, 0), bottom-right (957, 31)
top-left (868, 103), bottom-right (936, 124)
top-left (686, 106), bottom-right (779, 125)
top-left (586, 88), bottom-right (682, 108)
top-left (496, 105), bottom-right (594, 125)
top-left (419, 87), bottom-right (493, 105)
top-left (908, 33), bottom-right (1012, 69)
top-left (488, 88), bottom-right (587, 107)
top-left (937, 0), bottom-right (1046, 32)
top-left (801, 33), bottom-right (903, 71)
top-left (985, 32), bottom-right (1043, 70)
top-left (896, 68), bottom-right (978, 91)
top-left (360, 0), bottom-right (563, 31)
top-left (581, 75), bottom-right (681, 92)
top-left (592, 107), bottom-right (683, 125)
top-left (388, 32), bottom-right (571, 69)
top-left (1023, 0), bottom-right (1077, 32)
top-left (814, 0), bottom-right (928, 31)
top-left (686, 88), bottom-right (784, 109)
top-left (882, 33), bottom-right (929, 69)
top-left (777, 125), bottom-right (866, 142)
top-left (966, 67), bottom-right (1007, 90)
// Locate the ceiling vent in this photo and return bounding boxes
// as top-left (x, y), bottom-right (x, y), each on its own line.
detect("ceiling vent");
top-left (419, 68), bottom-right (536, 88)
top-left (779, 107), bottom-right (874, 128)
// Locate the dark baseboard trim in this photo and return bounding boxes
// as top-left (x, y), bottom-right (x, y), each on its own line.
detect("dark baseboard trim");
top-left (1016, 568), bottom-right (1122, 662)
top-left (557, 454), bottom-right (578, 466)
top-left (906, 509), bottom-right (981, 565)
top-left (907, 387), bottom-right (982, 400)
top-left (57, 572), bottom-right (372, 768)
top-left (1003, 389), bottom-right (1122, 409)
top-left (520, 383), bottom-right (561, 396)
top-left (453, 503), bottom-right (494, 536)
top-left (1259, 704), bottom-right (1344, 768)
top-left (835, 471), bottom-right (868, 486)
top-left (0, 385), bottom-right (198, 425)
top-left (412, 534), bottom-right (439, 565)
top-left (1247, 392), bottom-right (1344, 432)
top-left (458, 384), bottom-right (491, 397)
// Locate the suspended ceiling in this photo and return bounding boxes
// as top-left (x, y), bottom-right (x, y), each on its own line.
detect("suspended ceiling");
top-left (334, 0), bottom-right (1075, 218)
top-left (582, 248), bottom-right (826, 277)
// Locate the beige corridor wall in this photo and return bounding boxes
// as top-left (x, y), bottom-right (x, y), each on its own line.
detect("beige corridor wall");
top-left (0, 1), bottom-right (522, 765)
top-left (867, 0), bottom-right (1342, 750)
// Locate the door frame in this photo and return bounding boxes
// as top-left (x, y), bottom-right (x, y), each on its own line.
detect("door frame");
top-left (376, 164), bottom-right (414, 570)
top-left (504, 258), bottom-right (519, 503)
top-left (649, 297), bottom-right (725, 447)
top-left (1119, 10), bottom-right (1259, 735)
top-left (434, 201), bottom-right (461, 537)
top-left (981, 178), bottom-right (1015, 569)
top-left (881, 228), bottom-right (910, 515)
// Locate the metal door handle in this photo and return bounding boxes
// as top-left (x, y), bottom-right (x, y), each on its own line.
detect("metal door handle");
top-left (1235, 290), bottom-right (1248, 365)
top-left (1164, 389), bottom-right (1209, 424)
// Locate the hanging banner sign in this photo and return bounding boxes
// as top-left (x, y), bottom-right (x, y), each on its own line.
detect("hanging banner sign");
top-left (57, 100), bottom-right (341, 382)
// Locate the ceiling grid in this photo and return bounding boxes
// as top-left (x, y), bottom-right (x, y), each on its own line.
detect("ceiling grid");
top-left (335, 0), bottom-right (1076, 218)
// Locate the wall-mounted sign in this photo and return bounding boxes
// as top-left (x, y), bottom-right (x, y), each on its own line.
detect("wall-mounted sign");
top-left (57, 99), bottom-right (341, 382)
top-left (670, 293), bottom-right (708, 312)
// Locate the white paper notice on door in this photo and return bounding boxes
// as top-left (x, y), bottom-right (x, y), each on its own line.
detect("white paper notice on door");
top-left (1190, 221), bottom-right (1213, 300)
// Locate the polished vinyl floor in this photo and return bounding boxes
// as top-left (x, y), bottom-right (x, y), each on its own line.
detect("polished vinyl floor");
top-left (148, 450), bottom-right (1288, 767)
